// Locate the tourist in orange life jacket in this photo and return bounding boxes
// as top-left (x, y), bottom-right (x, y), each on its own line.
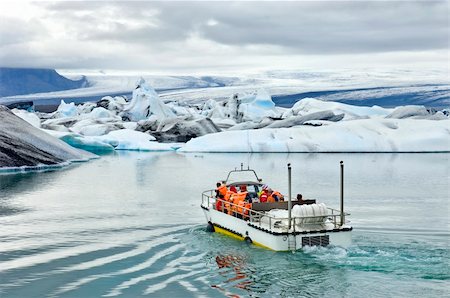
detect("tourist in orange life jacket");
top-left (267, 188), bottom-right (276, 203)
top-left (272, 190), bottom-right (284, 202)
top-left (215, 182), bottom-right (228, 198)
top-left (231, 188), bottom-right (248, 219)
top-left (223, 187), bottom-right (237, 214)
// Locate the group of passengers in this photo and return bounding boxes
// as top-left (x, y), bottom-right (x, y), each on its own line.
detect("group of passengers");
top-left (258, 184), bottom-right (284, 203)
top-left (214, 182), bottom-right (284, 220)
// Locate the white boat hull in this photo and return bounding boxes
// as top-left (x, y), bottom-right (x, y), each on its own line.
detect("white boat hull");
top-left (202, 206), bottom-right (352, 251)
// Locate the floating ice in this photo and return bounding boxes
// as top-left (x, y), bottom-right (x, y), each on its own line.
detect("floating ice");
top-left (291, 98), bottom-right (392, 120)
top-left (56, 100), bottom-right (79, 117)
top-left (386, 105), bottom-right (430, 119)
top-left (122, 78), bottom-right (175, 121)
top-left (0, 105), bottom-right (96, 169)
top-left (239, 89), bottom-right (279, 122)
top-left (179, 118), bottom-right (450, 153)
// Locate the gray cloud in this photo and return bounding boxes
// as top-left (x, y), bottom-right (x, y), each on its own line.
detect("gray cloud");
top-left (40, 1), bottom-right (448, 52)
top-left (0, 1), bottom-right (448, 71)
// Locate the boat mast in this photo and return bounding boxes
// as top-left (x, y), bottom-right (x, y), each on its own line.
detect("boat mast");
top-left (288, 163), bottom-right (292, 230)
top-left (340, 161), bottom-right (345, 226)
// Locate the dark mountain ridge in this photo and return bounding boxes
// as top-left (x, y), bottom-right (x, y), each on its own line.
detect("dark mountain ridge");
top-left (0, 67), bottom-right (88, 97)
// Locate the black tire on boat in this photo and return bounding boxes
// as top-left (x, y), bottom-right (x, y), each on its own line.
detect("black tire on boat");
top-left (244, 237), bottom-right (253, 244)
top-left (206, 222), bottom-right (215, 233)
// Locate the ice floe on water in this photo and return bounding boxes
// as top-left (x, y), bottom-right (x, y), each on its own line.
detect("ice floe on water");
top-left (2, 77), bottom-right (449, 163)
top-left (179, 118), bottom-right (450, 153)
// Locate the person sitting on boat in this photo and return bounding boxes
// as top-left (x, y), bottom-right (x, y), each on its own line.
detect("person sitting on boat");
top-left (231, 188), bottom-right (248, 219)
top-left (259, 185), bottom-right (269, 203)
top-left (257, 184), bottom-right (267, 197)
top-left (216, 193), bottom-right (225, 212)
top-left (272, 190), bottom-right (284, 202)
top-left (223, 186), bottom-right (238, 214)
top-left (267, 188), bottom-right (276, 203)
top-left (215, 182), bottom-right (228, 198)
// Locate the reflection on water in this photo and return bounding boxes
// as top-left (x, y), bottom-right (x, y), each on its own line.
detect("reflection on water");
top-left (0, 152), bottom-right (448, 297)
top-left (213, 254), bottom-right (252, 295)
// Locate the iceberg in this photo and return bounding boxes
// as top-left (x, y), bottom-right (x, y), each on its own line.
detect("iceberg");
top-left (386, 105), bottom-right (430, 119)
top-left (0, 105), bottom-right (96, 170)
top-left (96, 96), bottom-right (127, 112)
top-left (12, 108), bottom-right (41, 128)
top-left (45, 128), bottom-right (176, 152)
top-left (239, 89), bottom-right (279, 122)
top-left (122, 78), bottom-right (175, 122)
top-left (179, 118), bottom-right (450, 153)
top-left (289, 98), bottom-right (392, 120)
top-left (56, 100), bottom-right (79, 117)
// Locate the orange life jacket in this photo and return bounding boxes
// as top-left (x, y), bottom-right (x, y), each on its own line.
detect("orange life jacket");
top-left (267, 194), bottom-right (275, 203)
top-left (225, 191), bottom-right (234, 201)
top-left (242, 202), bottom-right (252, 218)
top-left (217, 184), bottom-right (228, 197)
top-left (230, 192), bottom-right (247, 216)
top-left (272, 191), bottom-right (284, 201)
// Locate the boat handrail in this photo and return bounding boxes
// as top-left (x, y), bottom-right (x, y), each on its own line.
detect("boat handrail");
top-left (201, 190), bottom-right (350, 230)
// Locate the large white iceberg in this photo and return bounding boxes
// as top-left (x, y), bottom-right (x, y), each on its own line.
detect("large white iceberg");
top-left (288, 98), bottom-right (392, 120)
top-left (179, 118), bottom-right (450, 153)
top-left (239, 89), bottom-right (279, 122)
top-left (122, 78), bottom-right (175, 121)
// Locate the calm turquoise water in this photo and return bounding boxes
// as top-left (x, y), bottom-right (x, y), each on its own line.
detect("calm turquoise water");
top-left (0, 152), bottom-right (448, 297)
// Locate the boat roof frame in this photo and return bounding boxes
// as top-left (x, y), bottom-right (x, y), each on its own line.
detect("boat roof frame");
top-left (224, 163), bottom-right (262, 184)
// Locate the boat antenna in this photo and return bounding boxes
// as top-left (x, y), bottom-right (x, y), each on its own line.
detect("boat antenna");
top-left (288, 163), bottom-right (292, 230)
top-left (340, 161), bottom-right (345, 226)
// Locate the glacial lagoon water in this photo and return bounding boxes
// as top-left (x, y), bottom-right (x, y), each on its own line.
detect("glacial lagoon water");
top-left (0, 152), bottom-right (448, 297)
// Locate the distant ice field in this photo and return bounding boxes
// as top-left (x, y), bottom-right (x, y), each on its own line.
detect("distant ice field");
top-left (1, 69), bottom-right (449, 109)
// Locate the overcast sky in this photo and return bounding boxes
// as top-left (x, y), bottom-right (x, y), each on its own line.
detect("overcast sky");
top-left (0, 0), bottom-right (448, 74)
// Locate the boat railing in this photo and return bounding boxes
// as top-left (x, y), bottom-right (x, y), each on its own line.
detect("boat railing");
top-left (201, 190), bottom-right (350, 231)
